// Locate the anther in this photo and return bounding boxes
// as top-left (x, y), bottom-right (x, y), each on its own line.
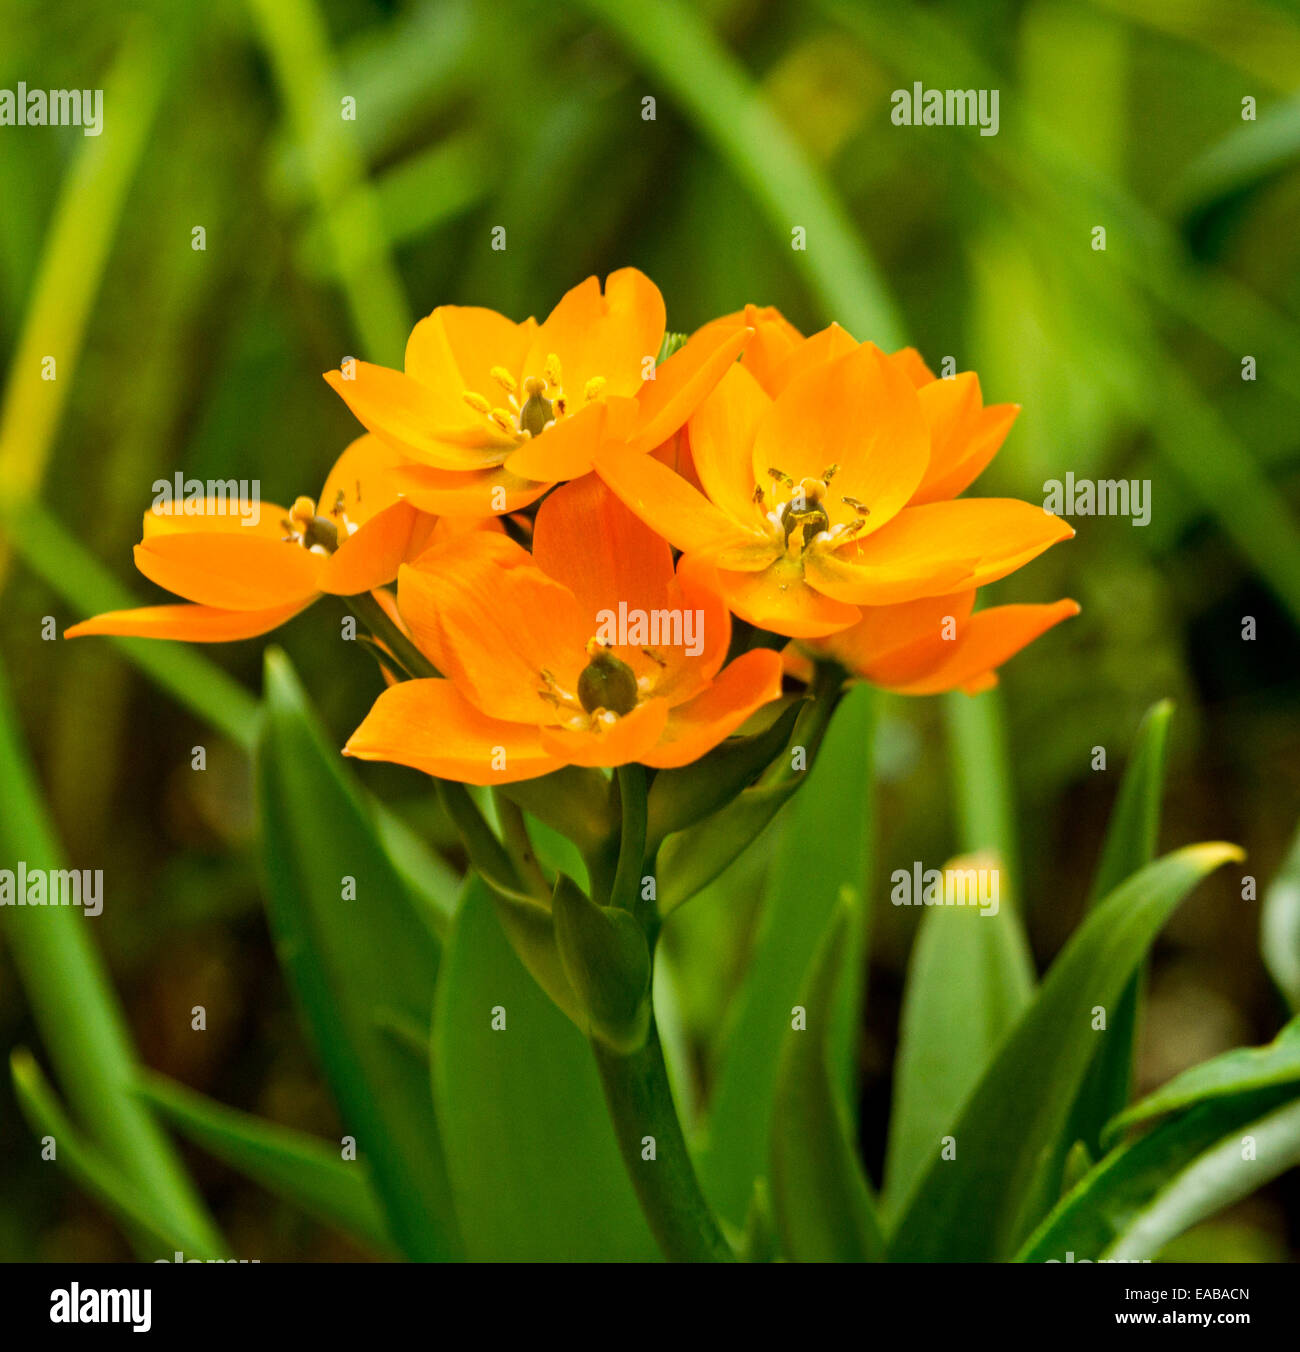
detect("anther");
top-left (490, 366), bottom-right (517, 395)
top-left (583, 376), bottom-right (606, 403)
top-left (543, 353), bottom-right (563, 389)
top-left (463, 391), bottom-right (492, 414)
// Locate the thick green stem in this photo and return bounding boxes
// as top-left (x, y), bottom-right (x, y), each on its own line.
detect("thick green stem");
top-left (612, 764), bottom-right (649, 925)
top-left (592, 1022), bottom-right (735, 1263)
top-left (492, 789), bottom-right (549, 898)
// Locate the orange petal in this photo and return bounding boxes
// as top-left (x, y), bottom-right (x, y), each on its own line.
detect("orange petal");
top-left (595, 444), bottom-right (759, 558)
top-left (321, 499), bottom-right (432, 595)
top-left (133, 534), bottom-right (324, 610)
top-left (501, 398), bottom-right (610, 482)
top-left (404, 304), bottom-right (536, 403)
top-left (716, 559), bottom-right (862, 638)
top-left (884, 600), bottom-right (1080, 695)
top-left (765, 322), bottom-right (858, 397)
top-left (699, 304), bottom-right (806, 394)
top-left (538, 698), bottom-right (670, 767)
top-left (910, 374), bottom-right (1018, 506)
top-left (345, 678), bottom-right (563, 786)
top-left (324, 362), bottom-right (510, 469)
top-left (392, 460), bottom-right (551, 517)
top-left (64, 598), bottom-right (314, 642)
top-left (687, 362), bottom-right (771, 525)
top-left (523, 268), bottom-right (665, 400)
top-left (808, 499), bottom-right (1074, 605)
top-left (141, 497), bottom-right (290, 541)
top-left (626, 322), bottom-right (751, 455)
top-left (643, 648), bottom-right (784, 768)
top-left (888, 346), bottom-right (936, 388)
top-left (532, 475), bottom-right (675, 627)
top-left (317, 433), bottom-right (404, 528)
top-left (813, 591), bottom-right (978, 686)
top-left (753, 342), bottom-right (929, 535)
top-left (397, 539), bottom-right (588, 722)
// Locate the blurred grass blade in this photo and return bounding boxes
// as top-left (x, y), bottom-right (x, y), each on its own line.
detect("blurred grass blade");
top-left (1066, 700), bottom-right (1174, 1160)
top-left (1105, 1016), bottom-right (1300, 1144)
top-left (430, 878), bottom-right (659, 1260)
top-left (578, 0), bottom-right (905, 344)
top-left (889, 843), bottom-right (1242, 1261)
top-left (0, 655), bottom-right (224, 1255)
top-left (0, 28), bottom-right (166, 585)
top-left (12, 1051), bottom-right (220, 1260)
top-left (1103, 1097), bottom-right (1300, 1262)
top-left (137, 1071), bottom-right (394, 1254)
top-left (246, 0), bottom-right (410, 362)
top-left (1261, 822), bottom-right (1300, 1013)
top-left (770, 898), bottom-right (884, 1262)
top-left (943, 688), bottom-right (1020, 883)
top-left (256, 648), bottom-right (461, 1260)
top-left (1017, 1082), bottom-right (1300, 1262)
top-left (698, 685), bottom-right (874, 1226)
top-left (882, 852), bottom-right (1033, 1219)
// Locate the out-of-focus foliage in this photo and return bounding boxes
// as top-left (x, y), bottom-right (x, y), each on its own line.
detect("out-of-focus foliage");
top-left (1, 0), bottom-right (1298, 1260)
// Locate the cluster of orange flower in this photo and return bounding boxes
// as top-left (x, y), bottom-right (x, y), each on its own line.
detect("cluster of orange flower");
top-left (70, 269), bottom-right (1077, 785)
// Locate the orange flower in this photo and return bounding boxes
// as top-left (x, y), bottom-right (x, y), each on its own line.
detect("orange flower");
top-left (595, 340), bottom-right (1073, 638)
top-left (789, 591), bottom-right (1080, 695)
top-left (694, 305), bottom-right (1020, 505)
top-left (324, 269), bottom-right (750, 518)
top-left (66, 435), bottom-right (447, 642)
top-left (343, 476), bottom-right (784, 785)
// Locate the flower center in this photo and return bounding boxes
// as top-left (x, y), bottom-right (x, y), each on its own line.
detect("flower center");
top-left (284, 494), bottom-right (354, 554)
top-left (538, 639), bottom-right (645, 732)
top-left (461, 353), bottom-right (606, 443)
top-left (753, 464), bottom-right (871, 556)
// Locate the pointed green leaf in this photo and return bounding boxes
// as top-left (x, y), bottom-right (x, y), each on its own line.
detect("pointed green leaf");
top-left (770, 898), bottom-right (884, 1262)
top-left (889, 843), bottom-right (1242, 1261)
top-left (1261, 821), bottom-right (1300, 1013)
top-left (698, 684), bottom-right (874, 1225)
top-left (883, 853), bottom-right (1034, 1218)
top-left (1106, 1017), bottom-right (1300, 1144)
top-left (1017, 1082), bottom-right (1300, 1263)
top-left (430, 879), bottom-right (659, 1260)
top-left (12, 1051), bottom-right (219, 1260)
top-left (135, 1072), bottom-right (393, 1254)
top-left (256, 649), bottom-right (461, 1260)
top-left (1067, 701), bottom-right (1174, 1162)
top-left (552, 875), bottom-right (651, 1053)
top-left (646, 700), bottom-right (803, 851)
top-left (496, 767), bottom-right (615, 855)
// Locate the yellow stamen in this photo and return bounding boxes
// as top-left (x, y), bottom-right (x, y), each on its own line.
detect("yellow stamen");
top-left (490, 408), bottom-right (516, 434)
top-left (583, 376), bottom-right (606, 403)
top-left (543, 353), bottom-right (563, 388)
top-left (290, 495), bottom-right (316, 528)
top-left (490, 366), bottom-right (517, 395)
top-left (463, 390), bottom-right (491, 414)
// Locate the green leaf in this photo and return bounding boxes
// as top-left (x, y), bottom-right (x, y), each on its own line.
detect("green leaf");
top-left (646, 700), bottom-right (803, 852)
top-left (1067, 701), bottom-right (1174, 1160)
top-left (1102, 1098), bottom-right (1300, 1261)
top-left (1105, 1017), bottom-right (1300, 1144)
top-left (551, 875), bottom-right (651, 1053)
top-left (888, 843), bottom-right (1242, 1261)
top-left (1261, 820), bottom-right (1300, 1013)
top-left (1016, 1083), bottom-right (1300, 1263)
top-left (256, 648), bottom-right (461, 1260)
top-left (136, 1072), bottom-right (394, 1255)
top-left (496, 766), bottom-right (614, 855)
top-left (0, 656), bottom-right (223, 1256)
top-left (11, 1051), bottom-right (218, 1260)
top-left (882, 853), bottom-right (1034, 1218)
top-left (655, 777), bottom-right (801, 915)
top-left (698, 684), bottom-right (874, 1225)
top-left (770, 898), bottom-right (884, 1262)
top-left (430, 878), bottom-right (659, 1261)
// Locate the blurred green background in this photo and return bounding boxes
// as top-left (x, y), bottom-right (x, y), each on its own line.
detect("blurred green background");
top-left (2, 0), bottom-right (1299, 1260)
